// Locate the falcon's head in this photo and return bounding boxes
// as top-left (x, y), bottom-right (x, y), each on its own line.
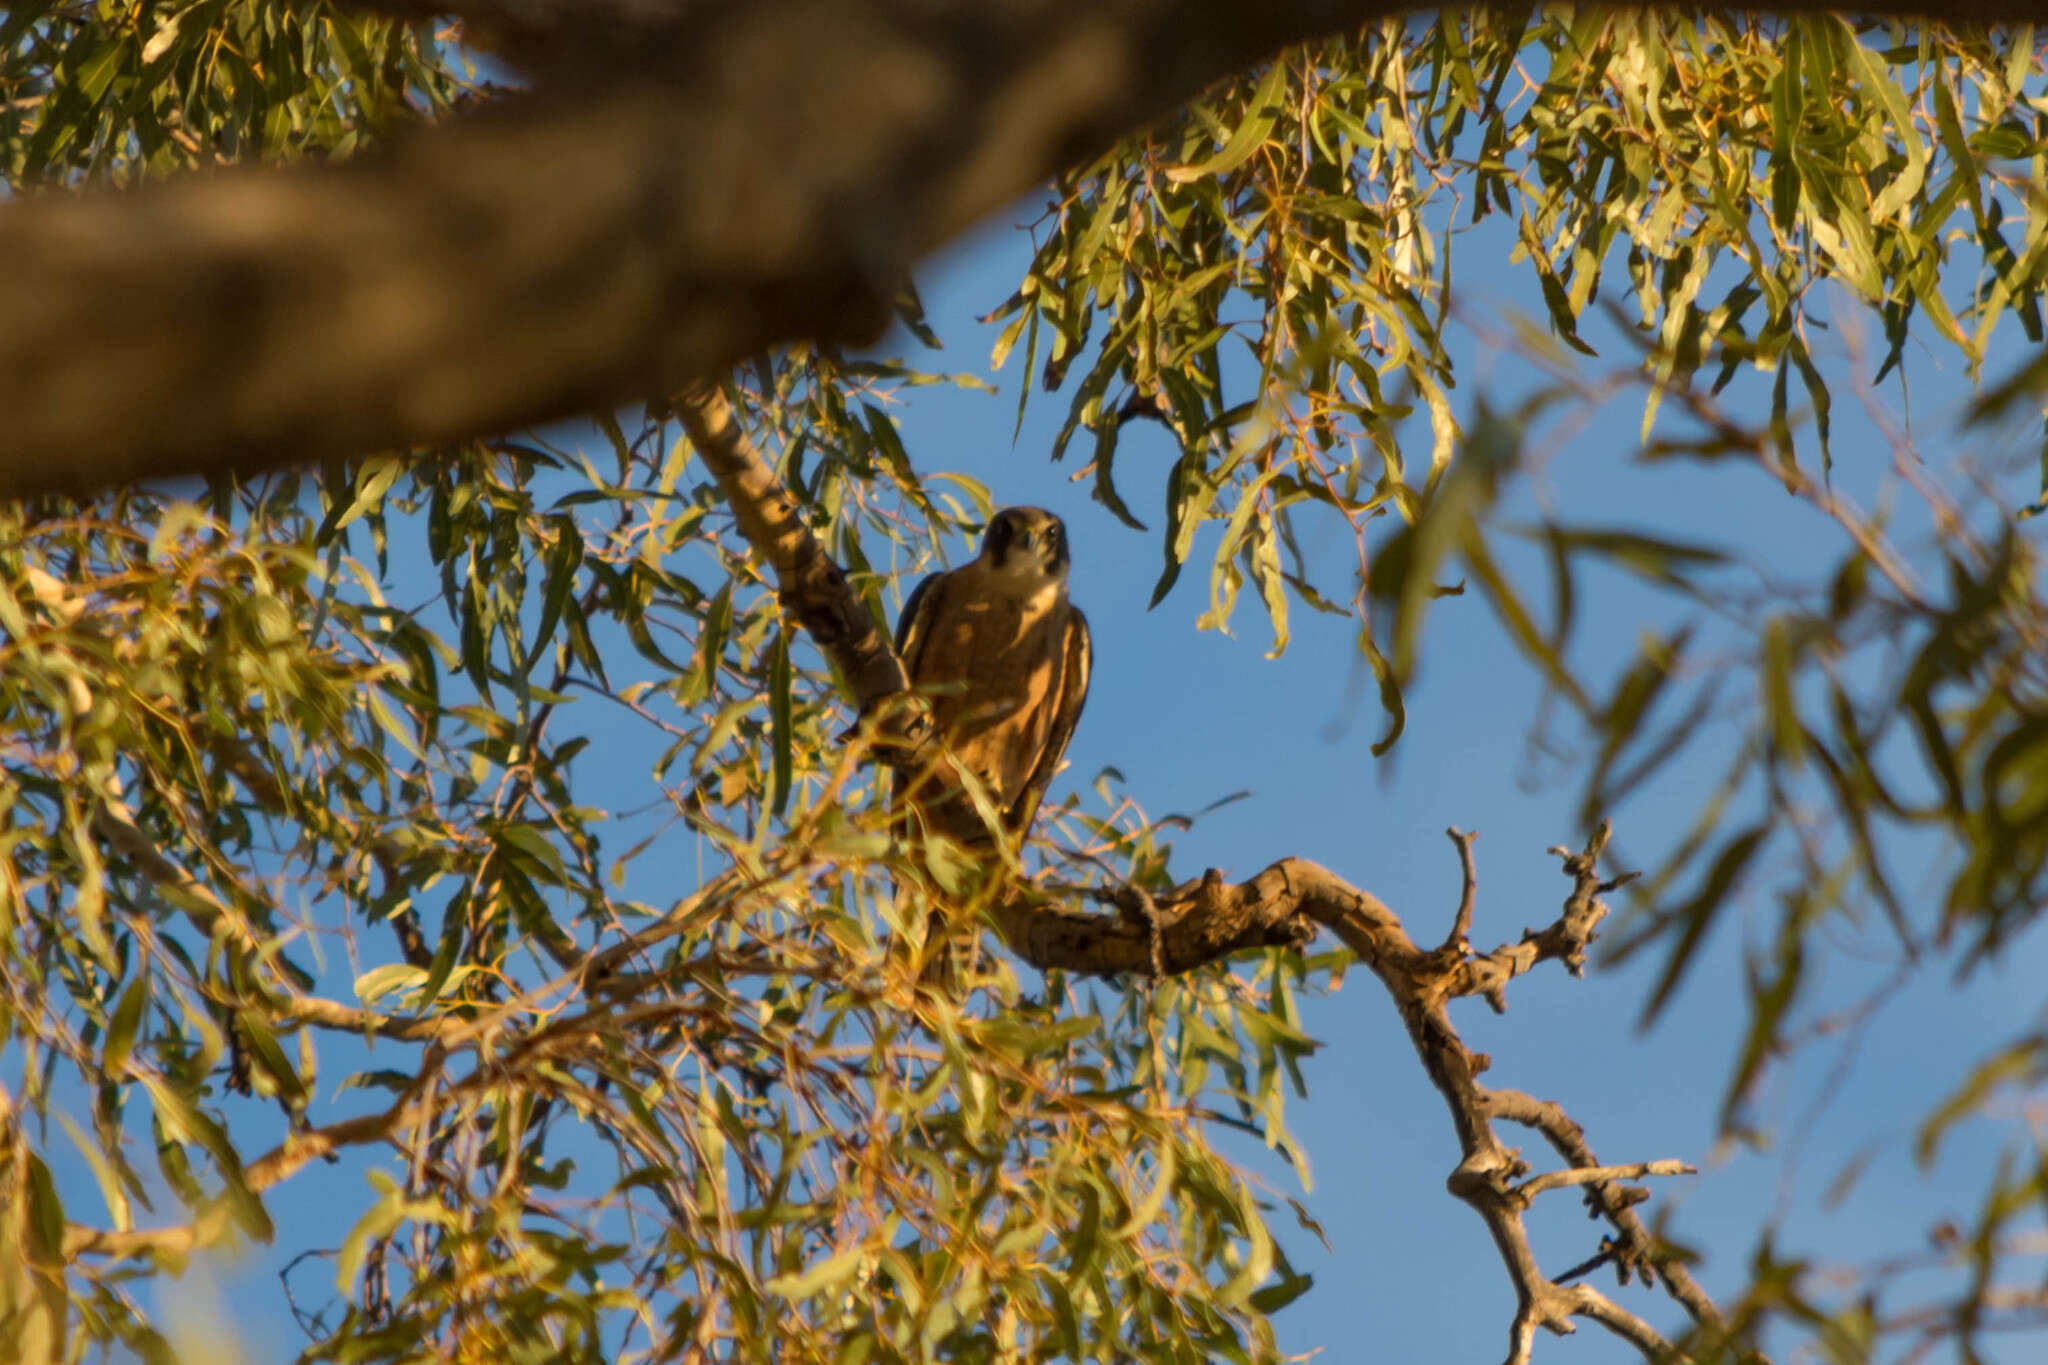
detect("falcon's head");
top-left (979, 507), bottom-right (1070, 587)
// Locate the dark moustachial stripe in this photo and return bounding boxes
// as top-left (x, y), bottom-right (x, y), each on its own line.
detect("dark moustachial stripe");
top-left (985, 511), bottom-right (1016, 569)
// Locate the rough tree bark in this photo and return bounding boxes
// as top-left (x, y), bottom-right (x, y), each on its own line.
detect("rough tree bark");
top-left (676, 382), bottom-right (1758, 1365)
top-left (0, 0), bottom-right (2026, 495)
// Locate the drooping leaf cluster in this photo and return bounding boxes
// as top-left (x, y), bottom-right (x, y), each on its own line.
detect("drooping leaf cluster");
top-left (1009, 11), bottom-right (2047, 715)
top-left (1, 0), bottom-right (473, 183)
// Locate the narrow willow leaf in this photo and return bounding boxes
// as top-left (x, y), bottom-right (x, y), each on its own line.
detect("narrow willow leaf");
top-left (237, 1012), bottom-right (307, 1105)
top-left (1640, 825), bottom-right (1770, 1028)
top-left (1251, 509), bottom-right (1289, 658)
top-left (104, 973), bottom-right (147, 1076)
top-left (1915, 1038), bottom-right (2048, 1167)
top-left (1360, 626), bottom-right (1406, 757)
top-left (1165, 60), bottom-right (1289, 184)
top-left (533, 516), bottom-right (584, 655)
top-left (769, 627), bottom-right (794, 818)
top-left (24, 1152), bottom-right (66, 1263)
top-left (1089, 414), bottom-right (1149, 531)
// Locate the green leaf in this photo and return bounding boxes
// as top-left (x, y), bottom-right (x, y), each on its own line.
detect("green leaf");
top-left (1165, 59), bottom-right (1290, 184)
top-left (1149, 449), bottom-right (1219, 609)
top-left (690, 581), bottom-right (735, 707)
top-left (1248, 1269), bottom-right (1314, 1314)
top-left (1089, 414), bottom-right (1149, 532)
top-left (1540, 526), bottom-right (1729, 587)
top-left (105, 973), bottom-right (148, 1076)
top-left (1916, 1038), bottom-right (2048, 1167)
top-left (533, 516), bottom-right (584, 654)
top-left (1216, 1182), bottom-right (1276, 1308)
top-left (1840, 26), bottom-right (1927, 224)
top-left (893, 276), bottom-right (942, 349)
top-left (328, 456), bottom-right (403, 535)
top-left (1461, 521), bottom-right (1588, 711)
top-left (769, 627), bottom-right (794, 819)
top-left (238, 1012), bottom-right (307, 1105)
top-left (1250, 510), bottom-right (1289, 658)
top-left (495, 822), bottom-right (568, 885)
top-left (1761, 616), bottom-right (1805, 767)
top-left (74, 38), bottom-right (126, 103)
top-left (770, 1252), bottom-right (864, 1301)
top-left (1640, 825), bottom-right (1770, 1029)
top-left (1113, 1137), bottom-right (1177, 1240)
top-left (1360, 626), bottom-right (1407, 757)
top-left (24, 1152), bottom-right (66, 1263)
top-left (335, 1174), bottom-right (410, 1294)
top-left (56, 1114), bottom-right (132, 1234)
top-left (862, 402), bottom-right (934, 519)
top-left (355, 962), bottom-right (426, 1006)
top-left (1789, 337), bottom-right (1833, 478)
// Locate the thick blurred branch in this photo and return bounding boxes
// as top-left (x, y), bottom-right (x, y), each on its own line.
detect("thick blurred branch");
top-left (0, 0), bottom-right (2020, 494)
top-left (0, 0), bottom-right (1343, 488)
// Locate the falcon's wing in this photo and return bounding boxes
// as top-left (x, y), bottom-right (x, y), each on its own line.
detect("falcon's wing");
top-left (893, 570), bottom-right (948, 679)
top-left (887, 571), bottom-right (951, 822)
top-left (1006, 605), bottom-right (1091, 834)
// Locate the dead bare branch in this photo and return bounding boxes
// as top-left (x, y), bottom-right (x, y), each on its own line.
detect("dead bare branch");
top-left (1512, 1160), bottom-right (1696, 1207)
top-left (1018, 832), bottom-right (1731, 1363)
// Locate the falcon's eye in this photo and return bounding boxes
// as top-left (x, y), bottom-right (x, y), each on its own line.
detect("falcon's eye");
top-left (1043, 521), bottom-right (1070, 571)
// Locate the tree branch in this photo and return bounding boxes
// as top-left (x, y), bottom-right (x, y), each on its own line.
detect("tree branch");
top-left (0, 0), bottom-right (1335, 488)
top-left (1511, 1160), bottom-right (1695, 1207)
top-left (61, 1090), bottom-right (426, 1260)
top-left (670, 383), bottom-right (909, 708)
top-left (995, 831), bottom-right (1737, 1363)
top-left (1440, 825), bottom-right (1480, 954)
top-left (0, 0), bottom-right (2019, 493)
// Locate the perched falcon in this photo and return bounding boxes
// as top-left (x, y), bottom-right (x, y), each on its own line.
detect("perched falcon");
top-left (891, 506), bottom-right (1092, 851)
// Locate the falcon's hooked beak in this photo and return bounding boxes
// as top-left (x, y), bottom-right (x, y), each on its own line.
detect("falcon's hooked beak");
top-left (982, 507), bottom-right (1070, 581)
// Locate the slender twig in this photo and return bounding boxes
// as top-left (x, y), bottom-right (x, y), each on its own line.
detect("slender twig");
top-left (1441, 825), bottom-right (1479, 954)
top-left (1512, 1160), bottom-right (1695, 1207)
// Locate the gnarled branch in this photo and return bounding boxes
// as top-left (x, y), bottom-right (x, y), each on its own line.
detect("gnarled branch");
top-left (1000, 831), bottom-right (1736, 1364)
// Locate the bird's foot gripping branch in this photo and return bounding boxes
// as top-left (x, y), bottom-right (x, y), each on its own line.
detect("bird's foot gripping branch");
top-left (681, 381), bottom-right (1756, 1365)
